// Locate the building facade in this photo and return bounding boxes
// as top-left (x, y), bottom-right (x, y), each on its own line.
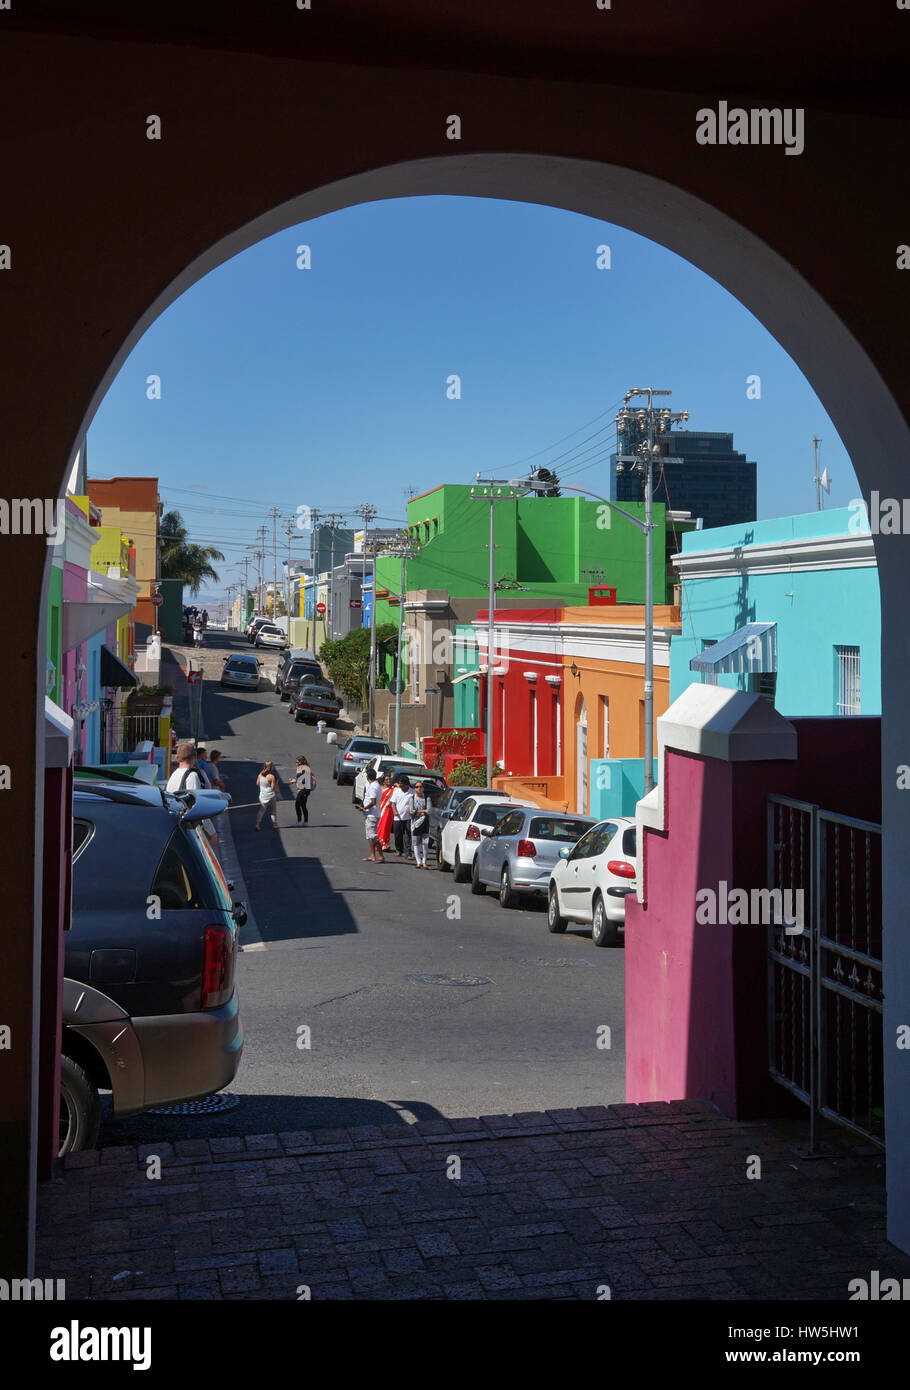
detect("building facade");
top-left (612, 429), bottom-right (757, 531)
top-left (669, 507), bottom-right (881, 716)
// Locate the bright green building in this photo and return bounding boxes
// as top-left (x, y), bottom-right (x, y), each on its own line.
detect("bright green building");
top-left (373, 483), bottom-right (670, 640)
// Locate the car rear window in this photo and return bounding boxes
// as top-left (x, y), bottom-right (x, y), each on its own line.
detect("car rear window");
top-left (622, 826), bottom-right (637, 857)
top-left (301, 685), bottom-right (336, 699)
top-left (150, 828), bottom-right (221, 910)
top-left (227, 659), bottom-right (255, 671)
top-left (350, 739), bottom-right (388, 753)
top-left (475, 805), bottom-right (515, 827)
top-left (529, 817), bottom-right (594, 842)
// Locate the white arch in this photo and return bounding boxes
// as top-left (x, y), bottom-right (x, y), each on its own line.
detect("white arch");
top-left (54, 153), bottom-right (910, 1250)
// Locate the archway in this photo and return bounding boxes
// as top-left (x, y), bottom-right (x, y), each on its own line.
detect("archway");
top-left (40, 154), bottom-right (910, 1258)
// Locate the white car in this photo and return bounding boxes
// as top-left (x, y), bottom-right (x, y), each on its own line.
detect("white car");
top-left (254, 623), bottom-right (288, 650)
top-left (439, 795), bottom-right (534, 882)
top-left (546, 817), bottom-right (637, 947)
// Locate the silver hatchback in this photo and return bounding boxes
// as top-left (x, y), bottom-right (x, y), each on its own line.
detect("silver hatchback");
top-left (471, 808), bottom-right (598, 908)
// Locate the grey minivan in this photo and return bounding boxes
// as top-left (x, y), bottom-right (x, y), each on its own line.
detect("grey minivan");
top-left (471, 808), bottom-right (597, 907)
top-left (60, 781), bottom-right (246, 1153)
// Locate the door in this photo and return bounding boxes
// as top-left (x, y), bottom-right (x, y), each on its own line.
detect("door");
top-left (576, 700), bottom-right (588, 814)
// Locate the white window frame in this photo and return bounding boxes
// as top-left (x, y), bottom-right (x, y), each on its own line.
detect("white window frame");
top-left (835, 645), bottom-right (861, 715)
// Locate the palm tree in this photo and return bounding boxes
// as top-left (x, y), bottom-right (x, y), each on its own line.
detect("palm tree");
top-left (159, 510), bottom-right (225, 595)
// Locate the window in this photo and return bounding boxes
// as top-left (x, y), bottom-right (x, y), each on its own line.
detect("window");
top-left (473, 804), bottom-right (513, 827)
top-left (72, 818), bottom-right (94, 863)
top-left (749, 671), bottom-right (777, 706)
top-left (835, 645), bottom-right (861, 715)
top-left (495, 810), bottom-right (526, 838)
top-left (531, 817), bottom-right (594, 843)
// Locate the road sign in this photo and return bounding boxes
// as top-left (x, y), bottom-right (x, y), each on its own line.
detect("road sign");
top-left (390, 677), bottom-right (405, 695)
top-left (315, 602), bottom-right (326, 615)
top-left (349, 599), bottom-right (362, 609)
top-left (150, 592), bottom-right (163, 607)
top-left (187, 671), bottom-right (202, 685)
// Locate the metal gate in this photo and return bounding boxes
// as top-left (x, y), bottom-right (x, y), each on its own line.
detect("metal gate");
top-left (767, 795), bottom-right (884, 1150)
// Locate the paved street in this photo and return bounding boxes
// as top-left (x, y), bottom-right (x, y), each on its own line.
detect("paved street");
top-left (98, 634), bottom-right (625, 1147)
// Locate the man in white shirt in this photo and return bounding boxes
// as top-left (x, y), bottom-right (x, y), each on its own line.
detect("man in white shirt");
top-left (361, 768), bottom-right (384, 864)
top-left (391, 774), bottom-right (415, 858)
top-left (166, 742), bottom-right (203, 794)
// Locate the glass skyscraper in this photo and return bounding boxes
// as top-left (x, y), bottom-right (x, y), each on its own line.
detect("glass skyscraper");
top-left (611, 430), bottom-right (757, 530)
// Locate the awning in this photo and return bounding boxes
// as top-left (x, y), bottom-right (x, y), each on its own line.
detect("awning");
top-left (690, 622), bottom-right (777, 675)
top-left (100, 644), bottom-right (137, 689)
top-left (63, 599), bottom-right (131, 652)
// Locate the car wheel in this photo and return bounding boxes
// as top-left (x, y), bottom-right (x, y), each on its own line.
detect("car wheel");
top-left (547, 885), bottom-right (567, 934)
top-left (470, 857), bottom-right (486, 895)
top-left (332, 766), bottom-right (338, 781)
top-left (499, 866), bottom-right (515, 909)
top-left (592, 894), bottom-right (619, 948)
top-left (58, 1053), bottom-right (100, 1156)
top-left (438, 841), bottom-right (451, 871)
top-left (293, 712), bottom-right (301, 722)
top-left (453, 849), bottom-right (469, 883)
top-left (352, 788), bottom-right (359, 805)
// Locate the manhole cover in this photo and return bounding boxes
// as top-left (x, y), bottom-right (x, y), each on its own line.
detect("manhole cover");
top-left (513, 957), bottom-right (596, 968)
top-left (406, 973), bottom-right (492, 987)
top-left (147, 1092), bottom-right (240, 1115)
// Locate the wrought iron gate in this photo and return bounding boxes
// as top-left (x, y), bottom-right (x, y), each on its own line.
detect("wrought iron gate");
top-left (767, 795), bottom-right (884, 1150)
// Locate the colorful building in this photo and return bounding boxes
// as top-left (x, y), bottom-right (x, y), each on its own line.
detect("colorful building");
top-left (670, 507), bottom-right (881, 715)
top-left (453, 602), bottom-right (681, 814)
top-left (86, 475), bottom-right (162, 640)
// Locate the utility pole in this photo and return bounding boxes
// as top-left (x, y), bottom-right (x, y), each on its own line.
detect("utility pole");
top-left (812, 436), bottom-right (830, 511)
top-left (283, 517), bottom-right (294, 621)
top-left (324, 512), bottom-right (345, 640)
top-left (382, 534), bottom-right (421, 752)
top-left (355, 503), bottom-right (378, 730)
top-left (470, 477), bottom-right (525, 788)
top-left (615, 389), bottom-right (689, 795)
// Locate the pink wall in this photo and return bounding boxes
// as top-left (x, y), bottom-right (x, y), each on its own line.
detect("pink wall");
top-left (625, 717), bottom-right (882, 1117)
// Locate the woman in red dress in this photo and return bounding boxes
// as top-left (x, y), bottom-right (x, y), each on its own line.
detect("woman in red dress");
top-left (376, 773), bottom-right (396, 851)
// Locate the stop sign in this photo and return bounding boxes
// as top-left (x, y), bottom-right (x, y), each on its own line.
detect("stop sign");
top-left (151, 592), bottom-right (163, 607)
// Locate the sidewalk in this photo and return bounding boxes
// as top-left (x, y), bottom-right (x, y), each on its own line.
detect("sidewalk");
top-left (37, 1102), bottom-right (910, 1300)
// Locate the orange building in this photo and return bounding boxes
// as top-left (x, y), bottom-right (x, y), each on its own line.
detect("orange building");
top-left (86, 477), bottom-right (162, 639)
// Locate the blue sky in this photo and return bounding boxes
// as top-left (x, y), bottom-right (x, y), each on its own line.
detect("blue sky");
top-left (87, 196), bottom-right (856, 598)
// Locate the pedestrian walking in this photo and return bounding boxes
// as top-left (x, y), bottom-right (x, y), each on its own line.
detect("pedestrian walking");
top-left (361, 767), bottom-right (384, 863)
top-left (192, 616), bottom-right (203, 648)
top-left (410, 781), bottom-right (431, 868)
top-left (392, 773), bottom-right (415, 858)
top-left (376, 772), bottom-right (396, 851)
top-left (292, 755), bottom-right (314, 824)
top-left (254, 760), bottom-right (279, 830)
top-left (201, 608), bottom-right (209, 630)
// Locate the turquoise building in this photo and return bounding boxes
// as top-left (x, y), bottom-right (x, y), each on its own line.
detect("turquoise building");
top-left (670, 507), bottom-right (881, 716)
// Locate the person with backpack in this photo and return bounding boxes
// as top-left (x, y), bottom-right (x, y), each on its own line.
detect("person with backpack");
top-left (166, 742), bottom-right (203, 793)
top-left (292, 755), bottom-right (315, 824)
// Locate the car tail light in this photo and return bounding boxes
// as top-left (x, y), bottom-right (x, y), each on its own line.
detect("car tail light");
top-left (607, 860), bottom-right (636, 879)
top-left (201, 924), bottom-right (234, 1009)
top-left (516, 839), bottom-right (536, 858)
top-left (466, 824), bottom-right (481, 841)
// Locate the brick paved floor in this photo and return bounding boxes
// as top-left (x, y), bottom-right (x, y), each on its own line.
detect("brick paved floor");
top-left (36, 1102), bottom-right (910, 1300)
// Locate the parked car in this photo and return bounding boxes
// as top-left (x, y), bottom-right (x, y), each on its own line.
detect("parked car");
top-left (333, 736), bottom-right (393, 785)
top-left (472, 809), bottom-right (598, 907)
top-left (246, 616), bottom-right (271, 643)
top-left (290, 682), bottom-right (342, 724)
top-left (385, 767), bottom-right (448, 801)
top-left (439, 795), bottom-right (534, 882)
top-left (353, 754), bottom-right (435, 805)
top-left (546, 817), bottom-right (637, 947)
top-left (60, 780), bottom-right (246, 1153)
top-left (254, 623), bottom-right (288, 650)
top-left (220, 653), bottom-right (262, 689)
top-left (276, 654), bottom-right (328, 700)
top-left (275, 648), bottom-right (320, 699)
top-left (428, 786), bottom-right (508, 848)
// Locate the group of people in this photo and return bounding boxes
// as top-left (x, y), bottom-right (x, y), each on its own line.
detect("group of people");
top-left (254, 756), bottom-right (315, 831)
top-left (360, 769), bottom-right (431, 867)
top-left (165, 740), bottom-right (227, 848)
top-left (183, 606), bottom-right (209, 647)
